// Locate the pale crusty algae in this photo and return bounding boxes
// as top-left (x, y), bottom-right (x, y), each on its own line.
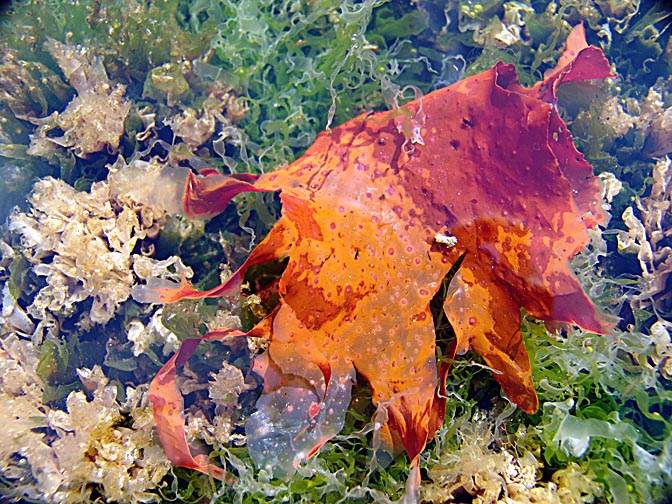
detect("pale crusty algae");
top-left (6, 156), bottom-right (204, 330)
top-left (420, 411), bottom-right (603, 504)
top-left (0, 340), bottom-right (170, 503)
top-left (9, 176), bottom-right (163, 326)
top-left (28, 38), bottom-right (131, 159)
top-left (617, 157), bottom-right (672, 314)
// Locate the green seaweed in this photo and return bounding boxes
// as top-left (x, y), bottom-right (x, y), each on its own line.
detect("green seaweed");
top-left (143, 63), bottom-right (192, 105)
top-left (203, 0), bottom-right (401, 169)
top-left (7, 254), bottom-right (35, 303)
top-left (521, 317), bottom-right (672, 503)
top-left (36, 335), bottom-right (102, 404)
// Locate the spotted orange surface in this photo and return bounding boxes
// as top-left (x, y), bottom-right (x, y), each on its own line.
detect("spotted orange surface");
top-left (137, 24), bottom-right (615, 490)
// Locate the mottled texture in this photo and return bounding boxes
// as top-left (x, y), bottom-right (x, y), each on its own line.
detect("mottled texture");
top-left (138, 25), bottom-right (615, 489)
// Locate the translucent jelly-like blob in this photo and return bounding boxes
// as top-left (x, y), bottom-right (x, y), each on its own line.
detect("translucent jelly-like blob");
top-left (246, 366), bottom-right (356, 480)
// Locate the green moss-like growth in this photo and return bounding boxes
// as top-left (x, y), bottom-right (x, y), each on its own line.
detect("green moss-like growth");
top-left (521, 318), bottom-right (672, 503)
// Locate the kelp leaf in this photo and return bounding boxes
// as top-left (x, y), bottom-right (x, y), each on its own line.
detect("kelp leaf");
top-left (147, 329), bottom-right (247, 481)
top-left (138, 24), bottom-right (615, 488)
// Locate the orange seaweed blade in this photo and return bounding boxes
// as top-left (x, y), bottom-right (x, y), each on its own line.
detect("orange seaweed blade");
top-left (149, 330), bottom-right (247, 481)
top-left (141, 23), bottom-right (616, 488)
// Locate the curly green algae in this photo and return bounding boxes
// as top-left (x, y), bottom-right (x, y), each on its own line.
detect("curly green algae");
top-left (1, 0), bottom-right (672, 503)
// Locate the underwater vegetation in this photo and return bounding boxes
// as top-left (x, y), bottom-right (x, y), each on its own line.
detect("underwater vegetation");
top-left (0, 0), bottom-right (671, 503)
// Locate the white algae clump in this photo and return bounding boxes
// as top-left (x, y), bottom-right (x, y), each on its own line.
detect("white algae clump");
top-left (28, 38), bottom-right (131, 158)
top-left (46, 366), bottom-right (170, 503)
top-left (0, 342), bottom-right (170, 503)
top-left (617, 157), bottom-right (672, 312)
top-left (459, 1), bottom-right (535, 48)
top-left (600, 86), bottom-right (672, 159)
top-left (0, 334), bottom-right (59, 500)
top-left (1, 164), bottom-right (206, 501)
top-left (9, 176), bottom-right (167, 326)
top-left (420, 413), bottom-right (586, 504)
top-left (167, 80), bottom-right (250, 149)
top-left (125, 308), bottom-right (180, 357)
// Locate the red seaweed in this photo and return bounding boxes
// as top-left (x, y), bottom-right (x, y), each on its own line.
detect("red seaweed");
top-left (136, 24), bottom-right (616, 493)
